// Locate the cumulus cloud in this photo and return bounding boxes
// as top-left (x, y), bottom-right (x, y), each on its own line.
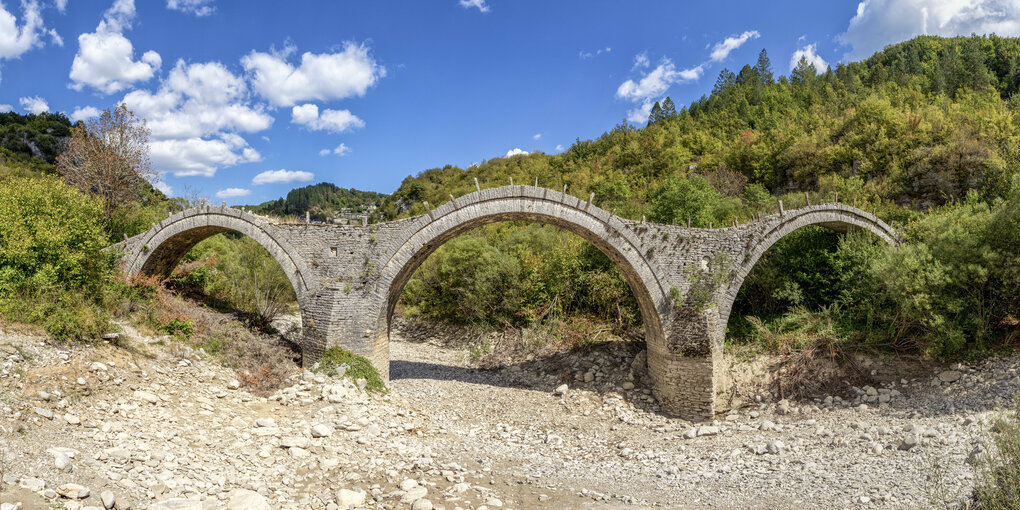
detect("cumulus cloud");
top-left (290, 103), bottom-right (364, 133)
top-left (504, 148), bottom-right (528, 157)
top-left (153, 180), bottom-right (173, 196)
top-left (69, 105), bottom-right (101, 122)
top-left (0, 0), bottom-right (48, 82)
top-left (840, 0), bottom-right (1020, 60)
top-left (318, 143), bottom-right (351, 157)
top-left (459, 0), bottom-right (489, 12)
top-left (19, 95), bottom-right (48, 114)
top-left (617, 58), bottom-right (702, 103)
top-left (55, 0), bottom-right (68, 12)
top-left (68, 0), bottom-right (162, 94)
top-left (167, 0), bottom-right (215, 16)
top-left (710, 30), bottom-right (760, 62)
top-left (215, 187), bottom-right (250, 199)
top-left (242, 42), bottom-right (385, 107)
top-left (790, 44), bottom-right (828, 72)
top-left (632, 52), bottom-right (649, 70)
top-left (120, 59), bottom-right (271, 177)
top-left (252, 169), bottom-right (314, 185)
top-left (0, 104), bottom-right (12, 113)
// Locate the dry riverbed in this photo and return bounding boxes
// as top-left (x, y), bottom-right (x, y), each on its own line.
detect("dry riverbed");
top-left (1, 322), bottom-right (1017, 509)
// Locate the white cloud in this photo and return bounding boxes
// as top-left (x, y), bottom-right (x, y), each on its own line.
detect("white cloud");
top-left (69, 105), bottom-right (100, 122)
top-left (790, 44), bottom-right (828, 72)
top-left (710, 30), bottom-right (760, 62)
top-left (149, 136), bottom-right (261, 177)
top-left (215, 187), bottom-right (250, 199)
top-left (459, 0), bottom-right (489, 12)
top-left (252, 169), bottom-right (314, 185)
top-left (318, 143), bottom-right (351, 157)
top-left (579, 47), bottom-right (611, 59)
top-left (840, 0), bottom-right (1020, 60)
top-left (626, 101), bottom-right (654, 123)
top-left (0, 104), bottom-right (12, 113)
top-left (0, 0), bottom-right (47, 82)
top-left (47, 28), bottom-right (62, 46)
top-left (167, 0), bottom-right (215, 16)
top-left (68, 0), bottom-right (162, 94)
top-left (120, 59), bottom-right (271, 177)
top-left (532, 133), bottom-right (541, 140)
top-left (617, 58), bottom-right (702, 103)
top-left (290, 103), bottom-right (364, 133)
top-left (555, 144), bottom-right (564, 151)
top-left (631, 52), bottom-right (649, 70)
top-left (504, 148), bottom-right (528, 157)
top-left (19, 95), bottom-right (48, 114)
top-left (154, 180), bottom-right (173, 196)
top-left (242, 42), bottom-right (385, 107)
top-left (55, 0), bottom-right (68, 12)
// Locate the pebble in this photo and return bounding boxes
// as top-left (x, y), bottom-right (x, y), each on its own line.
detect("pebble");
top-left (227, 489), bottom-right (269, 510)
top-left (554, 384), bottom-right (568, 395)
top-left (336, 488), bottom-right (366, 507)
top-left (311, 424), bottom-right (333, 437)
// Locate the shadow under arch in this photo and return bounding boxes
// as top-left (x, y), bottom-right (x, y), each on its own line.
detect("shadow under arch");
top-left (717, 204), bottom-right (900, 331)
top-left (370, 187), bottom-right (670, 376)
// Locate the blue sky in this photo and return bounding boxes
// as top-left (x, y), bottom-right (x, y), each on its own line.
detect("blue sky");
top-left (2, 0), bottom-right (1017, 204)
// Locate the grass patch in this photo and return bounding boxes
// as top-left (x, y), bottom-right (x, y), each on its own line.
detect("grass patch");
top-left (972, 398), bottom-right (1020, 508)
top-left (313, 346), bottom-right (387, 393)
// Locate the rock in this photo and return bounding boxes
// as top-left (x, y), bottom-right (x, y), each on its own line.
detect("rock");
top-left (336, 488), bottom-right (366, 507)
top-left (899, 433), bottom-right (920, 451)
top-left (19, 477), bottom-right (45, 491)
top-left (683, 427), bottom-right (697, 439)
top-left (1, 504), bottom-right (18, 510)
top-left (33, 407), bottom-right (54, 419)
top-left (968, 445), bottom-right (987, 465)
top-left (57, 483), bottom-right (90, 499)
top-left (697, 426), bottom-right (719, 436)
top-left (776, 400), bottom-right (791, 415)
top-left (399, 479), bottom-right (419, 491)
top-left (583, 372), bottom-right (594, 383)
top-left (63, 413), bottom-right (81, 425)
top-left (401, 486), bottom-right (428, 503)
top-left (227, 379), bottom-right (241, 390)
top-left (54, 452), bottom-right (72, 472)
top-left (311, 424), bottom-right (333, 438)
top-left (133, 390), bottom-right (159, 404)
top-left (90, 362), bottom-right (108, 371)
top-left (101, 490), bottom-right (116, 509)
top-left (289, 447), bottom-right (311, 459)
top-left (411, 499), bottom-right (434, 510)
top-left (485, 496), bottom-right (504, 507)
top-left (255, 417), bottom-right (276, 427)
top-left (766, 439), bottom-right (784, 454)
top-left (227, 489), bottom-right (269, 510)
top-left (939, 370), bottom-right (962, 383)
top-left (106, 447), bottom-right (131, 461)
top-left (153, 499), bottom-right (203, 509)
top-left (621, 381), bottom-right (635, 390)
top-left (554, 384), bottom-right (568, 396)
top-left (281, 436), bottom-right (310, 448)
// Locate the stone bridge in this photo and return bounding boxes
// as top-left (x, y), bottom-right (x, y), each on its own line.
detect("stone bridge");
top-left (117, 185), bottom-right (899, 420)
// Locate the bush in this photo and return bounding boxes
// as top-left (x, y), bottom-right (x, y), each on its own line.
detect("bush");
top-left (0, 175), bottom-right (117, 340)
top-left (313, 347), bottom-right (387, 393)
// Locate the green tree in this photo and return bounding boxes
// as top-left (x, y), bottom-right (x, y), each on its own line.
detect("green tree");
top-left (753, 48), bottom-right (774, 85)
top-left (661, 97), bottom-right (678, 119)
top-left (647, 101), bottom-right (664, 125)
top-left (647, 175), bottom-right (725, 227)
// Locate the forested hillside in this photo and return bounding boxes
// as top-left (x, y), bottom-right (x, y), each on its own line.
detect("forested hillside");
top-left (380, 35), bottom-right (1020, 358)
top-left (249, 182), bottom-right (385, 221)
top-left (0, 111), bottom-right (73, 175)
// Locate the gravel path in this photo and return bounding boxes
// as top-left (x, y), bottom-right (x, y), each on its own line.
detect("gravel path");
top-left (1, 323), bottom-right (1017, 509)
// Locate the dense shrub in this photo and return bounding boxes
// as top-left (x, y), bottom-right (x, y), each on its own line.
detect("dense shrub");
top-left (313, 347), bottom-right (387, 393)
top-left (0, 174), bottom-right (116, 339)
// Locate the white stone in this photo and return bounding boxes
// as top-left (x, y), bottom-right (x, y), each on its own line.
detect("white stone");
top-left (336, 488), bottom-right (366, 508)
top-left (227, 489), bottom-right (269, 510)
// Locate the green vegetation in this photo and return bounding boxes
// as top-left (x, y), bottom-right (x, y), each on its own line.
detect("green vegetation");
top-left (0, 174), bottom-right (117, 340)
top-left (382, 35), bottom-right (1020, 359)
top-left (972, 399), bottom-right (1020, 508)
top-left (172, 234), bottom-right (298, 330)
top-left (313, 346), bottom-right (387, 393)
top-left (248, 182), bottom-right (385, 221)
top-left (0, 111), bottom-right (72, 173)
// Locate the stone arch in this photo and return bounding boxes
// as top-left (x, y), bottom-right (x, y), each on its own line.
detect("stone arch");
top-left (370, 185), bottom-right (671, 372)
top-left (717, 203), bottom-right (900, 328)
top-left (121, 206), bottom-right (314, 309)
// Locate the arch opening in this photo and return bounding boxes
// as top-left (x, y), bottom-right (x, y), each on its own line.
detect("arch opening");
top-left (372, 200), bottom-right (669, 379)
top-left (721, 210), bottom-right (899, 357)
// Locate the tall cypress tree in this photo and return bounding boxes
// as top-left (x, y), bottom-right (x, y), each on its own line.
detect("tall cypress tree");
top-left (753, 49), bottom-right (774, 85)
top-left (661, 97), bottom-right (677, 119)
top-left (647, 101), bottom-right (663, 125)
